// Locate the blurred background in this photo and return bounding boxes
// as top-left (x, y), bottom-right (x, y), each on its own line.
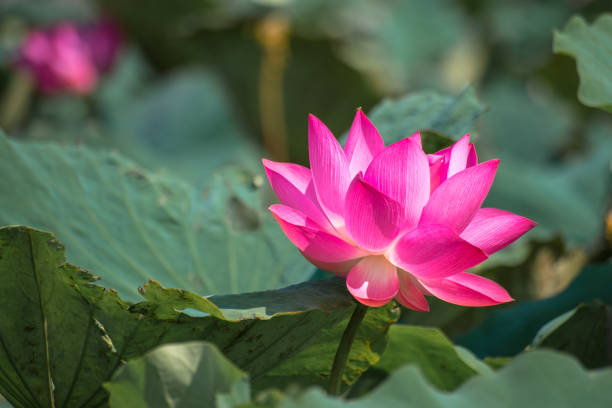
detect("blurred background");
top-left (0, 0), bottom-right (610, 351)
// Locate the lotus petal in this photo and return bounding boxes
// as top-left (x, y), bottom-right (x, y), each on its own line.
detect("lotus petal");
top-left (344, 110), bottom-right (385, 179)
top-left (269, 205), bottom-right (364, 274)
top-left (364, 138), bottom-right (429, 231)
top-left (388, 224), bottom-right (487, 279)
top-left (395, 270), bottom-right (429, 311)
top-left (420, 160), bottom-right (499, 233)
top-left (346, 256), bottom-right (399, 306)
top-left (461, 208), bottom-right (537, 254)
top-left (420, 272), bottom-right (513, 306)
top-left (263, 159), bottom-right (332, 231)
top-left (309, 114), bottom-right (351, 228)
top-left (345, 176), bottom-right (403, 251)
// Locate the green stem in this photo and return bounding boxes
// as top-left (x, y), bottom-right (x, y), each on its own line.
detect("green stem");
top-left (328, 302), bottom-right (369, 395)
top-left (0, 71), bottom-right (33, 132)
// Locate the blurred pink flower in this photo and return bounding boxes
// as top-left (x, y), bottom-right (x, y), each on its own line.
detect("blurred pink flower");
top-left (263, 111), bottom-right (536, 310)
top-left (17, 19), bottom-right (121, 94)
top-left (79, 19), bottom-right (122, 72)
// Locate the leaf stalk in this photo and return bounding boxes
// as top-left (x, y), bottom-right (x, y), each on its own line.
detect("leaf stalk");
top-left (328, 302), bottom-right (368, 395)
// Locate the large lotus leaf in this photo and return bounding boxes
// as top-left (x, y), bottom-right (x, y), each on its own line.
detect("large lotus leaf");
top-left (364, 85), bottom-right (485, 151)
top-left (0, 226), bottom-right (396, 408)
top-left (554, 14), bottom-right (612, 112)
top-left (455, 264), bottom-right (612, 358)
top-left (104, 342), bottom-right (249, 408)
top-left (278, 350), bottom-right (612, 408)
top-left (0, 130), bottom-right (312, 301)
top-left (530, 302), bottom-right (611, 369)
top-left (136, 283), bottom-right (397, 383)
top-left (0, 226), bottom-right (128, 408)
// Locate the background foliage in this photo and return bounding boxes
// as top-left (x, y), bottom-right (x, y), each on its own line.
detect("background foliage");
top-left (0, 0), bottom-right (610, 407)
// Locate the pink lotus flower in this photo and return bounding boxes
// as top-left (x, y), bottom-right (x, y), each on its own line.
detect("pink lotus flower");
top-left (17, 19), bottom-right (121, 94)
top-left (263, 111), bottom-right (536, 310)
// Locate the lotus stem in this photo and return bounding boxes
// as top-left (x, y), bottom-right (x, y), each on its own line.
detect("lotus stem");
top-left (328, 302), bottom-right (368, 396)
top-left (256, 14), bottom-right (290, 161)
top-left (0, 71), bottom-right (33, 132)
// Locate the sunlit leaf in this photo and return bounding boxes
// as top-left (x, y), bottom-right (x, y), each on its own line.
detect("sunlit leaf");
top-left (0, 131), bottom-right (311, 301)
